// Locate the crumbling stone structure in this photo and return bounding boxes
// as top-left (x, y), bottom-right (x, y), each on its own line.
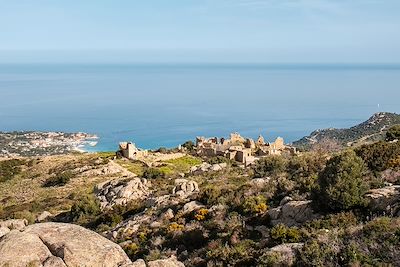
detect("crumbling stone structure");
top-left (118, 142), bottom-right (148, 160)
top-left (196, 132), bottom-right (296, 165)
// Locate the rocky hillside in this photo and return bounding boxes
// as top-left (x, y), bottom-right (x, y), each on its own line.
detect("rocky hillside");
top-left (0, 135), bottom-right (399, 266)
top-left (293, 112), bottom-right (400, 149)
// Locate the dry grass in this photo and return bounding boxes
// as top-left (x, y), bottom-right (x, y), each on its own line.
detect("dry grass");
top-left (0, 153), bottom-right (118, 219)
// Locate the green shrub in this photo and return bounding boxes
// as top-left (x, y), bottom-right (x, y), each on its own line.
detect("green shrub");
top-left (386, 125), bottom-right (400, 141)
top-left (298, 240), bottom-right (339, 266)
top-left (313, 150), bottom-right (369, 211)
top-left (304, 211), bottom-right (358, 231)
top-left (253, 156), bottom-right (287, 178)
top-left (70, 194), bottom-right (101, 224)
top-left (207, 156), bottom-right (232, 165)
top-left (270, 224), bottom-right (301, 244)
top-left (43, 171), bottom-right (73, 187)
top-left (142, 168), bottom-right (165, 179)
top-left (242, 195), bottom-right (268, 215)
top-left (355, 141), bottom-right (400, 172)
top-left (182, 140), bottom-right (195, 151)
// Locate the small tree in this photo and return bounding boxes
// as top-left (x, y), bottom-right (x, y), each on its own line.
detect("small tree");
top-left (313, 150), bottom-right (369, 211)
top-left (182, 140), bottom-right (195, 151)
top-left (252, 155), bottom-right (287, 178)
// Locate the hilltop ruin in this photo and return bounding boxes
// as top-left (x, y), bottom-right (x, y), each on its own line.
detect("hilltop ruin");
top-left (196, 132), bottom-right (297, 165)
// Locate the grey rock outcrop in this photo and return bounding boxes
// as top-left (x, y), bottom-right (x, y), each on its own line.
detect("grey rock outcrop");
top-left (365, 185), bottom-right (400, 214)
top-left (190, 162), bottom-right (227, 173)
top-left (83, 160), bottom-right (137, 177)
top-left (96, 177), bottom-right (151, 209)
top-left (0, 222), bottom-right (132, 267)
top-left (172, 179), bottom-right (199, 198)
top-left (268, 200), bottom-right (318, 226)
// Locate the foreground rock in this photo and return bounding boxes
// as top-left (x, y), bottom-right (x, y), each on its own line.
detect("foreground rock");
top-left (96, 177), bottom-right (151, 209)
top-left (365, 185), bottom-right (400, 215)
top-left (0, 222), bottom-right (132, 267)
top-left (268, 200), bottom-right (318, 226)
top-left (0, 221), bottom-right (186, 267)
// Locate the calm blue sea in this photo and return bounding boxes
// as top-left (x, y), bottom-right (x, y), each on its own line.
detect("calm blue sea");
top-left (0, 64), bottom-right (400, 151)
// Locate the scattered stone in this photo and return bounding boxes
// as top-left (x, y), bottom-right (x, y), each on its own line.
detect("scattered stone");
top-left (95, 177), bottom-right (151, 209)
top-left (268, 200), bottom-right (318, 226)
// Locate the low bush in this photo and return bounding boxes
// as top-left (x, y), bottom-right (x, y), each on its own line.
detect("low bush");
top-left (313, 150), bottom-right (369, 211)
top-left (252, 156), bottom-right (287, 178)
top-left (242, 195), bottom-right (268, 215)
top-left (142, 168), bottom-right (165, 179)
top-left (70, 194), bottom-right (101, 225)
top-left (270, 224), bottom-right (302, 244)
top-left (43, 171), bottom-right (74, 187)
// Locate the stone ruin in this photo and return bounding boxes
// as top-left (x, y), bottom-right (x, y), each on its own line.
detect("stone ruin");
top-left (117, 142), bottom-right (148, 160)
top-left (195, 132), bottom-right (297, 165)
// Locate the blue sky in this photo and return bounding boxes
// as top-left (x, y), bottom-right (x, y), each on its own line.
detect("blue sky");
top-left (1, 0), bottom-right (400, 63)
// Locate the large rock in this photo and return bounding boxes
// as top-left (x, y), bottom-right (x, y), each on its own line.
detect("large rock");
top-left (96, 177), bottom-right (151, 209)
top-left (268, 200), bottom-right (318, 226)
top-left (83, 160), bottom-right (136, 177)
top-left (182, 201), bottom-right (205, 215)
top-left (37, 211), bottom-right (53, 222)
top-left (148, 256), bottom-right (185, 267)
top-left (365, 185), bottom-right (400, 214)
top-left (172, 179), bottom-right (199, 198)
top-left (0, 222), bottom-right (132, 267)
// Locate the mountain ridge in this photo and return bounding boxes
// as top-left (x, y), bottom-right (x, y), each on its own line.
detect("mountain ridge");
top-left (293, 112), bottom-right (400, 149)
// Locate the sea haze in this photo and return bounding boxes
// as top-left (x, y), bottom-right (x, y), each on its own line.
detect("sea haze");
top-left (0, 63), bottom-right (399, 151)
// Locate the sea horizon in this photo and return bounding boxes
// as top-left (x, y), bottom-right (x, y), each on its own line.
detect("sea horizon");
top-left (1, 62), bottom-right (400, 151)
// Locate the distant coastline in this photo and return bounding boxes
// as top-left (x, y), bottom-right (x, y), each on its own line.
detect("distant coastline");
top-left (0, 131), bottom-right (98, 157)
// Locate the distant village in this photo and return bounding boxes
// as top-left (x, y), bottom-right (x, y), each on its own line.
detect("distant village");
top-left (117, 132), bottom-right (297, 166)
top-left (0, 131), bottom-right (97, 157)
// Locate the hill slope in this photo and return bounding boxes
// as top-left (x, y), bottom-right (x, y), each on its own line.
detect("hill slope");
top-left (293, 112), bottom-right (400, 149)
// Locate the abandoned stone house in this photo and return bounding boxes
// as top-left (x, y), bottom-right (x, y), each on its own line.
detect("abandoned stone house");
top-left (196, 132), bottom-right (296, 165)
top-left (118, 142), bottom-right (148, 160)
